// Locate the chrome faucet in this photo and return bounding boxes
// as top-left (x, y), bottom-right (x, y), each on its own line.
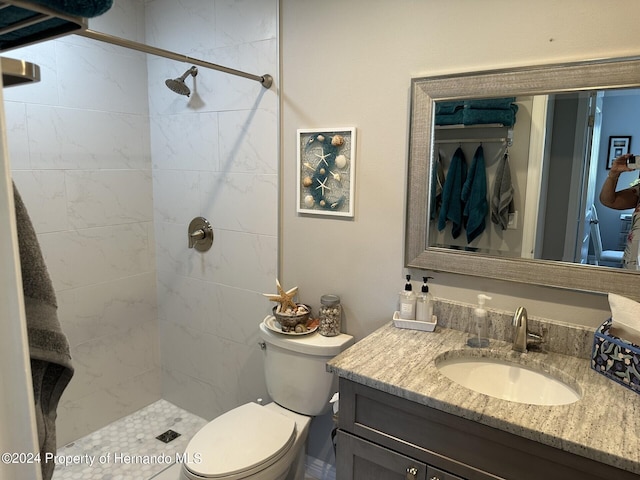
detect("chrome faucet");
top-left (512, 307), bottom-right (542, 353)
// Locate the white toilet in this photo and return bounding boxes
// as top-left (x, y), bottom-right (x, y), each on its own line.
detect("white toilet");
top-left (159, 319), bottom-right (353, 480)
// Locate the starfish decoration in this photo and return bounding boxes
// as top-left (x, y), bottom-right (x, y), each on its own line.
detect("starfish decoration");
top-left (315, 177), bottom-right (330, 195)
top-left (263, 279), bottom-right (298, 312)
top-left (315, 149), bottom-right (332, 166)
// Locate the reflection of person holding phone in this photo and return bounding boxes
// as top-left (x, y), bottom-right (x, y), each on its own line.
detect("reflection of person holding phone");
top-left (599, 153), bottom-right (640, 269)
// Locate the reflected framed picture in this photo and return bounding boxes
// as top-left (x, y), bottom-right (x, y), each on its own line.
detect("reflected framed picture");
top-left (297, 127), bottom-right (356, 217)
top-left (607, 135), bottom-right (631, 169)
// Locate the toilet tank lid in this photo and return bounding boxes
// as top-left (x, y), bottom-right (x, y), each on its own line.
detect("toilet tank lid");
top-left (184, 402), bottom-right (296, 478)
top-left (260, 318), bottom-right (354, 356)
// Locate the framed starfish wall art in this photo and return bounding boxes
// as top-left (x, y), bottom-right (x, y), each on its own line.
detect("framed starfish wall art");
top-left (297, 127), bottom-right (356, 217)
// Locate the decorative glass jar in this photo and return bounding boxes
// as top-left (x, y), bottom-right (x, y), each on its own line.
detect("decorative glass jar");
top-left (319, 294), bottom-right (342, 337)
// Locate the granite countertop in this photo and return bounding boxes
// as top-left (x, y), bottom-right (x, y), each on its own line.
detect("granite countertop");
top-left (327, 322), bottom-right (640, 475)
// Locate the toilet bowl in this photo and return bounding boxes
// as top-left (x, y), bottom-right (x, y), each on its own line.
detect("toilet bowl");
top-left (180, 403), bottom-right (310, 480)
top-left (164, 319), bottom-right (354, 480)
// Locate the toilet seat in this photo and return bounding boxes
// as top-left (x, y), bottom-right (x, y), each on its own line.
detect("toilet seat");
top-left (182, 402), bottom-right (296, 479)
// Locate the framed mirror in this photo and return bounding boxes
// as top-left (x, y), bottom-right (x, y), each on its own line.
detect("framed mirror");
top-left (406, 57), bottom-right (640, 301)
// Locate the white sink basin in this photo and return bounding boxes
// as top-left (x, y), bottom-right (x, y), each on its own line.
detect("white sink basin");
top-left (436, 356), bottom-right (581, 406)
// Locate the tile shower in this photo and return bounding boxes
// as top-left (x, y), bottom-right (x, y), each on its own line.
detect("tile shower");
top-left (4, 0), bottom-right (278, 474)
top-left (51, 400), bottom-right (207, 480)
top-left (51, 400), bottom-right (321, 480)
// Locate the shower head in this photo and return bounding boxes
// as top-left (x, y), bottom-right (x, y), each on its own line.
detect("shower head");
top-left (165, 66), bottom-right (198, 97)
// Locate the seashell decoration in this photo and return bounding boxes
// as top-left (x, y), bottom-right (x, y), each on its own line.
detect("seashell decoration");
top-left (264, 279), bottom-right (312, 332)
top-left (263, 279), bottom-right (297, 310)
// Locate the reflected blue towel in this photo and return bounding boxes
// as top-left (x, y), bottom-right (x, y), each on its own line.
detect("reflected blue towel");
top-left (461, 146), bottom-right (488, 243)
top-left (438, 147), bottom-right (467, 239)
top-left (463, 104), bottom-right (519, 126)
top-left (435, 101), bottom-right (464, 114)
top-left (465, 97), bottom-right (516, 109)
top-left (430, 150), bottom-right (445, 220)
top-left (435, 110), bottom-right (464, 126)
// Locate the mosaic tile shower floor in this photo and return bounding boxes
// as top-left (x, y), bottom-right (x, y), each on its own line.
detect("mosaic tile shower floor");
top-left (51, 399), bottom-right (207, 480)
top-left (50, 399), bottom-right (324, 480)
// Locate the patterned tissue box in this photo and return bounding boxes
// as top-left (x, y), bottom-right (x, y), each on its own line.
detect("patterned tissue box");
top-left (591, 318), bottom-right (640, 394)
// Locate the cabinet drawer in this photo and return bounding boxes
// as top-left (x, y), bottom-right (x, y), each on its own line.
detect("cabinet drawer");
top-left (336, 430), bottom-right (427, 480)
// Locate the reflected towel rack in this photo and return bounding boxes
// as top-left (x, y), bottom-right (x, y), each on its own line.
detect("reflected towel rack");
top-left (435, 137), bottom-right (513, 147)
top-left (435, 126), bottom-right (514, 147)
top-left (435, 137), bottom-right (508, 144)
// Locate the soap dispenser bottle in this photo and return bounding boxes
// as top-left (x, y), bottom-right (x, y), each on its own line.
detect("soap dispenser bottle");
top-left (467, 294), bottom-right (492, 348)
top-left (399, 274), bottom-right (416, 320)
top-left (415, 276), bottom-right (434, 322)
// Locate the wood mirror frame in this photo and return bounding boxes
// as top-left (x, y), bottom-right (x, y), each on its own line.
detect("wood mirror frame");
top-left (406, 57), bottom-right (640, 301)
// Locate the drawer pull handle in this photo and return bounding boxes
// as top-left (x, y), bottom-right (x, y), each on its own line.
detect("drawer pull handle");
top-left (430, 477), bottom-right (441, 480)
top-left (406, 466), bottom-right (418, 479)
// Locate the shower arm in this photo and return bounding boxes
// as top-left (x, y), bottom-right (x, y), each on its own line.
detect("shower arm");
top-left (77, 29), bottom-right (273, 89)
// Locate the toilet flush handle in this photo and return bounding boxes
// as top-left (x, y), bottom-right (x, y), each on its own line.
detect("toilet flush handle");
top-left (258, 341), bottom-right (266, 350)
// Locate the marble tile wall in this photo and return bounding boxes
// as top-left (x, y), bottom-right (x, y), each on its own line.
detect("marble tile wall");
top-left (5, 0), bottom-right (160, 446)
top-left (3, 0), bottom-right (278, 446)
top-left (145, 0), bottom-right (279, 420)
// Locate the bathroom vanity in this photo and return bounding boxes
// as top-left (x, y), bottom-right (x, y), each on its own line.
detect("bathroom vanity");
top-left (328, 322), bottom-right (640, 480)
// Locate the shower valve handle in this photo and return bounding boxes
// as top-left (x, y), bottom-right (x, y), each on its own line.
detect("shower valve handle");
top-left (189, 229), bottom-right (206, 245)
top-left (188, 217), bottom-right (214, 252)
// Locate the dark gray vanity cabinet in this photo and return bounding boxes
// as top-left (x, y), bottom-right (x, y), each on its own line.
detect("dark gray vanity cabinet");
top-left (336, 431), bottom-right (428, 480)
top-left (337, 429), bottom-right (462, 480)
top-left (335, 378), bottom-right (639, 480)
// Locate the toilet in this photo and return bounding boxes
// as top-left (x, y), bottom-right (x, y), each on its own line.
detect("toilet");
top-left (158, 319), bottom-right (353, 480)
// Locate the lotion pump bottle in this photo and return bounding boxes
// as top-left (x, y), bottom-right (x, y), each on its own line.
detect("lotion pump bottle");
top-left (415, 276), bottom-right (434, 322)
top-left (467, 294), bottom-right (492, 348)
top-left (399, 274), bottom-right (416, 320)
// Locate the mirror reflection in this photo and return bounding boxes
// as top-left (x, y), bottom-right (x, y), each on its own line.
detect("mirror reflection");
top-left (429, 89), bottom-right (640, 270)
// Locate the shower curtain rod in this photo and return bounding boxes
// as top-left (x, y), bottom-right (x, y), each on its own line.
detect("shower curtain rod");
top-left (78, 29), bottom-right (273, 89)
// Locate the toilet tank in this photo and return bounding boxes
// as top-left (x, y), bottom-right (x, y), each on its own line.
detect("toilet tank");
top-left (259, 321), bottom-right (354, 416)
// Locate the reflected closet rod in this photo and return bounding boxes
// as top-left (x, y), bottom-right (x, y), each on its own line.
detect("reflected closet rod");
top-left (78, 29), bottom-right (273, 89)
top-left (435, 137), bottom-right (512, 146)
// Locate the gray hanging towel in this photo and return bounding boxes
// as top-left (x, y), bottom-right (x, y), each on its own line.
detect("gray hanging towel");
top-left (491, 152), bottom-right (515, 230)
top-left (13, 182), bottom-right (73, 480)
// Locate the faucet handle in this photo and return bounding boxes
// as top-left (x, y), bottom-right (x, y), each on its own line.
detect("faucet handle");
top-left (526, 332), bottom-right (545, 351)
top-left (527, 332), bottom-right (542, 342)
